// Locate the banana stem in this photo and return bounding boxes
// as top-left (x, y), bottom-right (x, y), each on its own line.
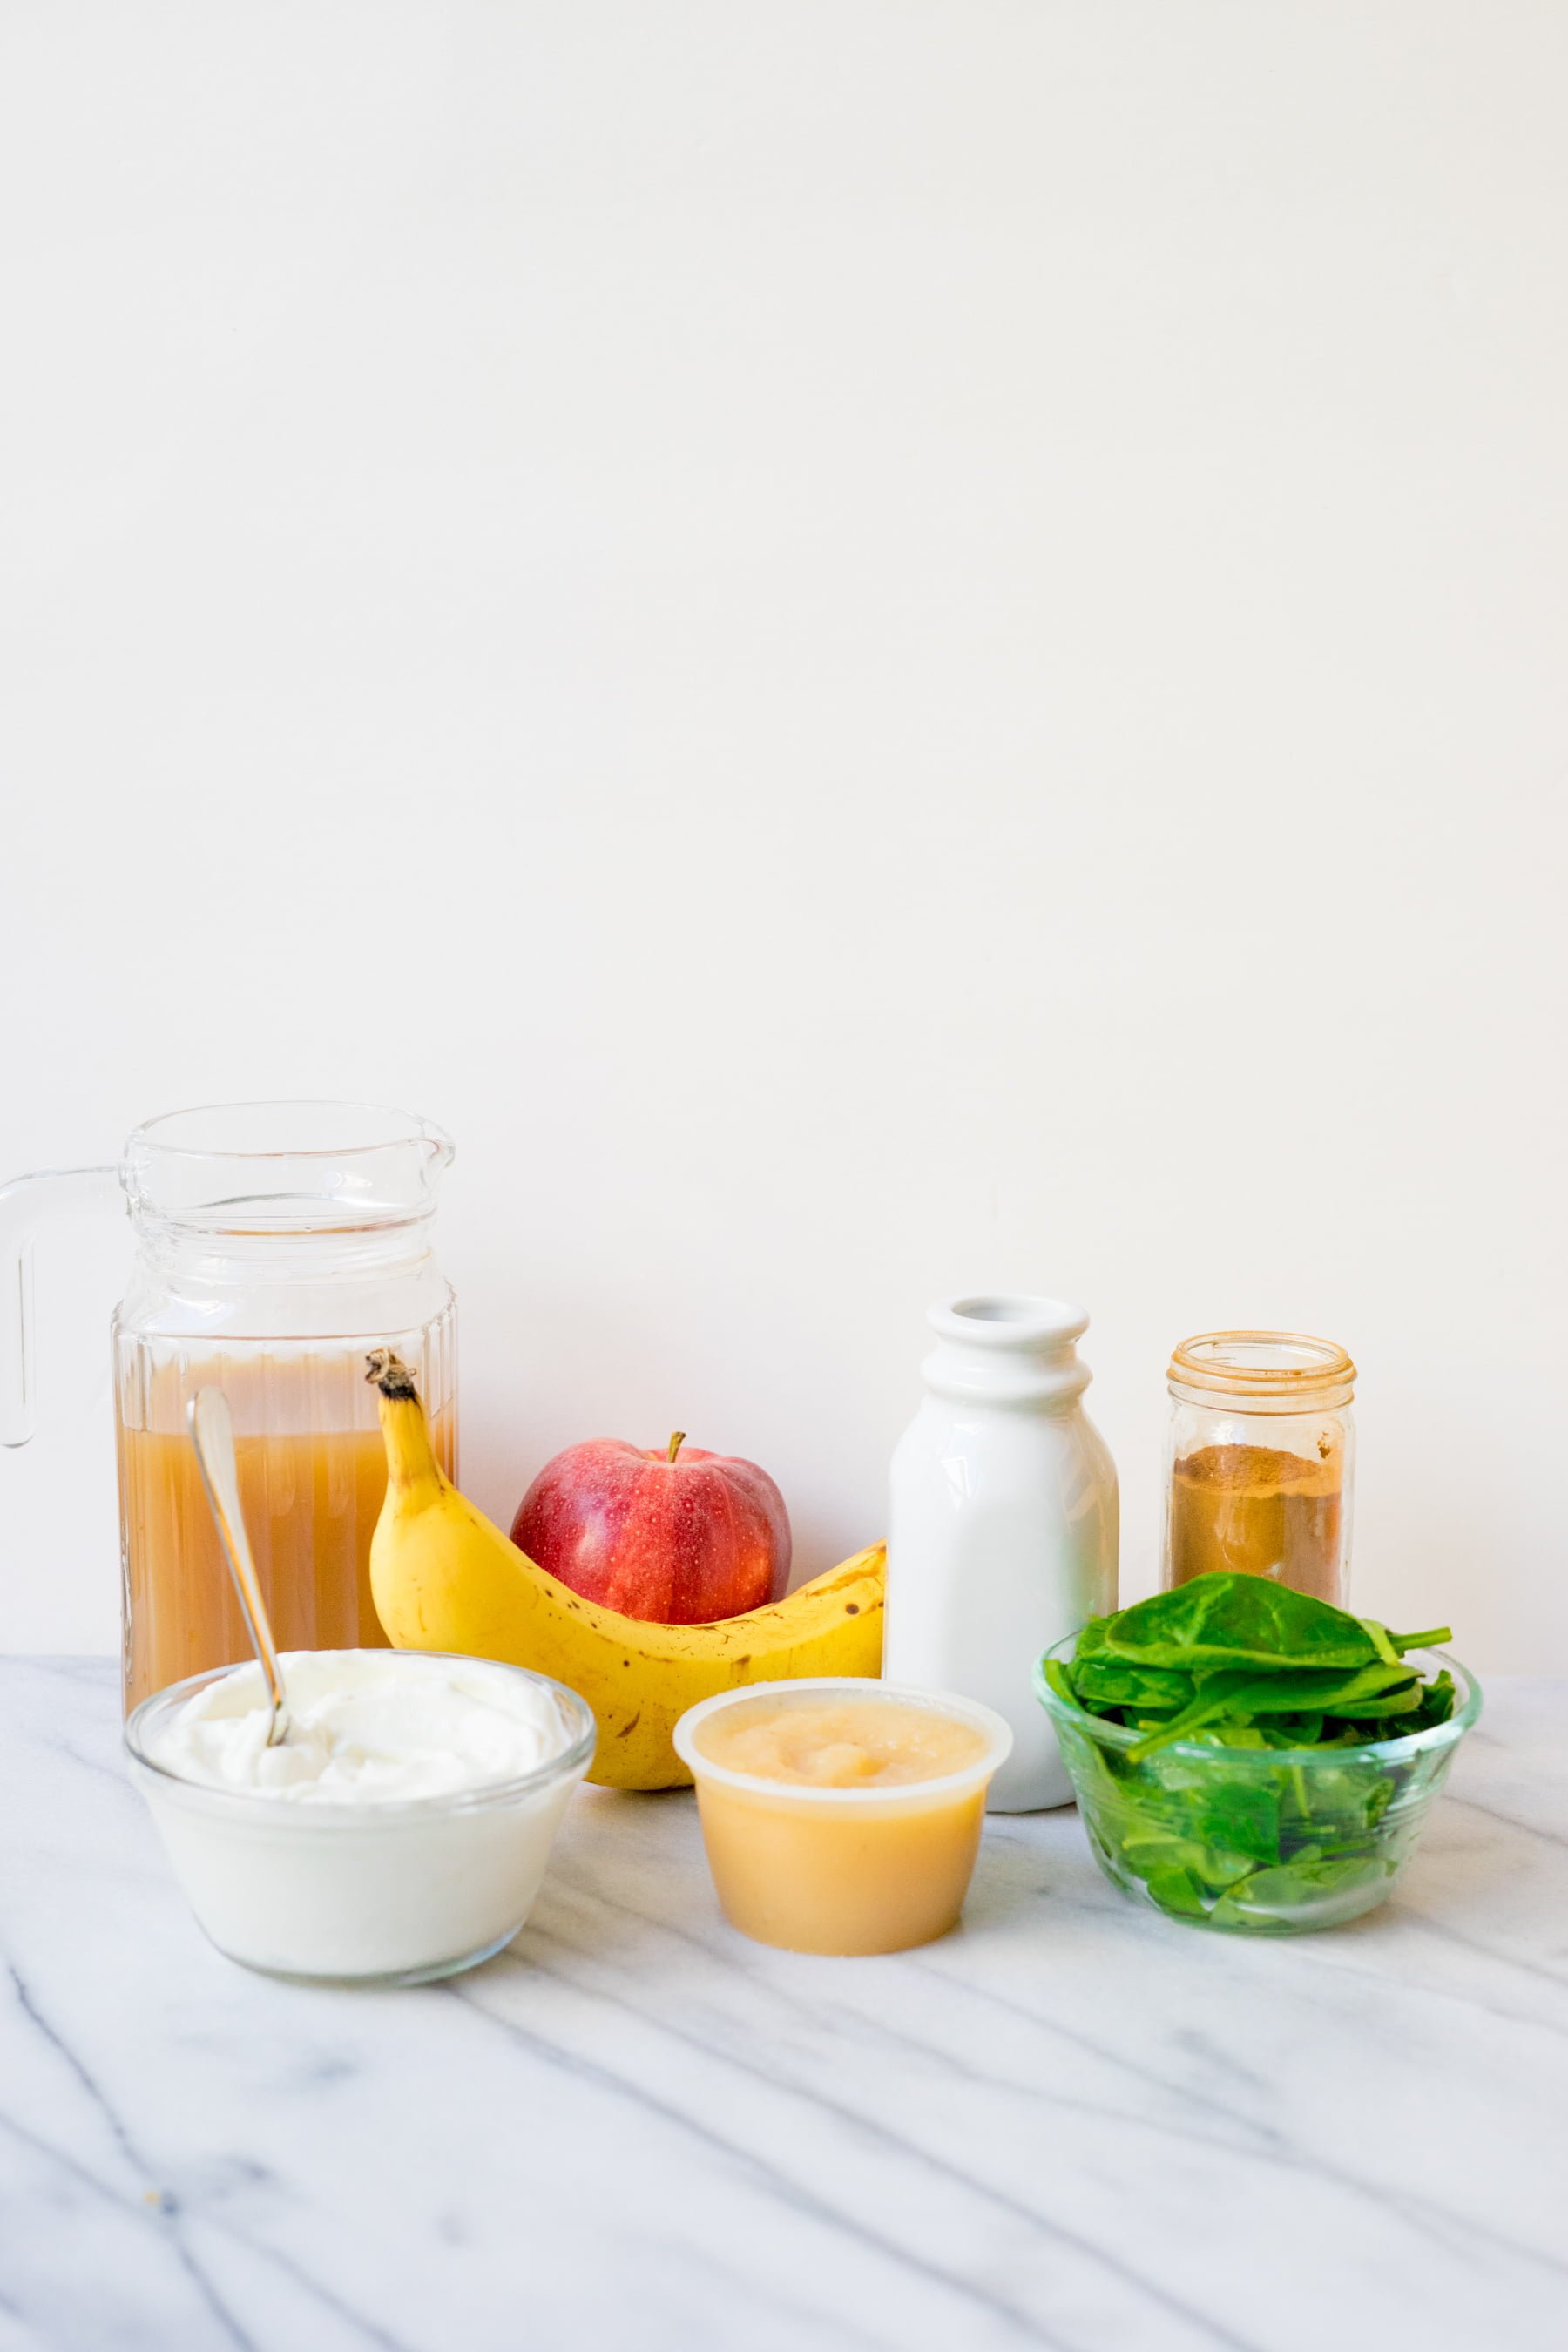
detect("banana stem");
top-left (366, 1350), bottom-right (444, 1497)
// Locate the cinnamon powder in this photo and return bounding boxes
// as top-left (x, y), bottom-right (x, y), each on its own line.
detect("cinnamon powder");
top-left (1169, 1443), bottom-right (1343, 1605)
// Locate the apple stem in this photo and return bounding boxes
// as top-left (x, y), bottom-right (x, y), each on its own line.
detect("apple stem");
top-left (666, 1431), bottom-right (686, 1463)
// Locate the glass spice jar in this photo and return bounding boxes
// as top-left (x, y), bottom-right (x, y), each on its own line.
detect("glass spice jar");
top-left (1163, 1332), bottom-right (1356, 1608)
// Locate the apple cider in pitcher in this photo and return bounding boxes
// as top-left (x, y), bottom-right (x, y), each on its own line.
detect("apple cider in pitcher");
top-left (118, 1355), bottom-right (456, 1709)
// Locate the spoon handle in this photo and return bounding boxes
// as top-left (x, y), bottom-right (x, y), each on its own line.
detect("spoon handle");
top-left (188, 1388), bottom-right (290, 1746)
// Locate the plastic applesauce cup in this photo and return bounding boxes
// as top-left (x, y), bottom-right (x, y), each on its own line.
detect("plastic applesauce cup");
top-left (672, 1678), bottom-right (1013, 1956)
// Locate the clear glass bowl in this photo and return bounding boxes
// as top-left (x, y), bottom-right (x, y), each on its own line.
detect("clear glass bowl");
top-left (1033, 1635), bottom-right (1480, 1935)
top-left (126, 1652), bottom-right (596, 1985)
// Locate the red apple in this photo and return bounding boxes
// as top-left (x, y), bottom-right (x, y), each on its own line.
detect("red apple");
top-left (510, 1432), bottom-right (791, 1625)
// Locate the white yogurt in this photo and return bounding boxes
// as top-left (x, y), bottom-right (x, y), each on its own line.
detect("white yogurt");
top-left (152, 1651), bottom-right (570, 1803)
top-left (128, 1651), bottom-right (596, 1984)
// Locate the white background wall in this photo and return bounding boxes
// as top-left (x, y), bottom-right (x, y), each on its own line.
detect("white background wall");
top-left (3, 2), bottom-right (1565, 1669)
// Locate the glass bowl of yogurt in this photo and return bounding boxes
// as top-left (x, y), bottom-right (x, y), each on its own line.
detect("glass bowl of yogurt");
top-left (126, 1650), bottom-right (596, 1985)
top-left (673, 1678), bottom-right (1013, 1955)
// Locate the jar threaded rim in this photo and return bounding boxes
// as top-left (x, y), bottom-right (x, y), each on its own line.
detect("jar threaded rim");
top-left (1167, 1329), bottom-right (1355, 1405)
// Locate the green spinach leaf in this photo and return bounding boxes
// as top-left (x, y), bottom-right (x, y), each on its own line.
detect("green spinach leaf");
top-left (1085, 1575), bottom-right (1450, 1681)
top-left (1071, 1659), bottom-right (1194, 1712)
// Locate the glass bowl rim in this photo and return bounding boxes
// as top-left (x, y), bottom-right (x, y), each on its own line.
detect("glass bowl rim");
top-left (125, 1650), bottom-right (598, 1819)
top-left (672, 1675), bottom-right (1013, 1805)
top-left (1034, 1632), bottom-right (1480, 1768)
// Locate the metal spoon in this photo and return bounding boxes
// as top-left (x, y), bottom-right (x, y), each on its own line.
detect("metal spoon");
top-left (188, 1387), bottom-right (290, 1746)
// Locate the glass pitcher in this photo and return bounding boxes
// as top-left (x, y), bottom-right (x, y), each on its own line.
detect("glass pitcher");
top-left (1, 1101), bottom-right (457, 1710)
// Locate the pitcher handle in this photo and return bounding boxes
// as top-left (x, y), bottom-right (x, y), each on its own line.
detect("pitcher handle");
top-left (0, 1166), bottom-right (119, 1447)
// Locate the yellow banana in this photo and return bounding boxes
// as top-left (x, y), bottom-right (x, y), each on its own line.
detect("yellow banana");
top-left (366, 1354), bottom-right (884, 1788)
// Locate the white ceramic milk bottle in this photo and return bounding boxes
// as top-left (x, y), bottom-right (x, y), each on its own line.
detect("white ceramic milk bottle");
top-left (883, 1295), bottom-right (1119, 1811)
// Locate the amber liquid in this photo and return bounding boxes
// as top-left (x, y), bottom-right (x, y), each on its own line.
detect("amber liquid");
top-left (118, 1363), bottom-right (455, 1710)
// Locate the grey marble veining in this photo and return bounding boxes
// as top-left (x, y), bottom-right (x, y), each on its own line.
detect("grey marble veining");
top-left (1, 1659), bottom-right (1564, 2352)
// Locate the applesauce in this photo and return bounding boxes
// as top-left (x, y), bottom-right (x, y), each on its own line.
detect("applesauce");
top-left (673, 1680), bottom-right (1011, 1956)
top-left (700, 1697), bottom-right (988, 1788)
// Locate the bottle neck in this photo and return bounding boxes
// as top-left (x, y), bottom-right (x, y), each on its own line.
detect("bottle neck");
top-left (919, 1294), bottom-right (1094, 1412)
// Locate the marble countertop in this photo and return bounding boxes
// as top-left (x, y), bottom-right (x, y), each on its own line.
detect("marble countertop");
top-left (2, 1660), bottom-right (1564, 2352)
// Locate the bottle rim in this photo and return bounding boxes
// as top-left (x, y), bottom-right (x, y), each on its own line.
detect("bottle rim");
top-left (928, 1294), bottom-right (1089, 1351)
top-left (1167, 1329), bottom-right (1355, 1406)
